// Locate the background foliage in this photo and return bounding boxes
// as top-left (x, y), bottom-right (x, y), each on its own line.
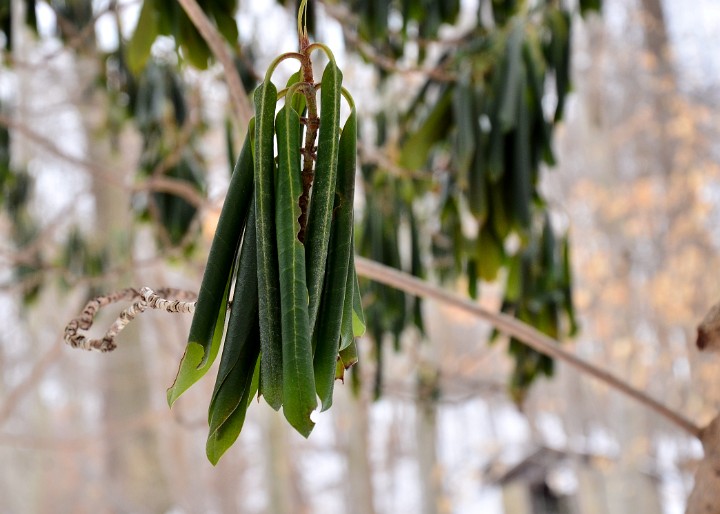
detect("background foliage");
top-left (1, 0), bottom-right (719, 512)
top-left (0, 0), bottom-right (597, 402)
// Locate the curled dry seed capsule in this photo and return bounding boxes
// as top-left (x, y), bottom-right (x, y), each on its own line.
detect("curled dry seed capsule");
top-left (276, 103), bottom-right (316, 436)
top-left (306, 61), bottom-right (343, 333)
top-left (254, 81), bottom-right (284, 411)
top-left (207, 201), bottom-right (260, 465)
top-left (313, 107), bottom-right (357, 411)
top-left (168, 118), bottom-right (256, 407)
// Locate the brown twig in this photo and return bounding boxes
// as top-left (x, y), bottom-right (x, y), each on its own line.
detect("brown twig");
top-left (175, 0), bottom-right (253, 126)
top-left (297, 42), bottom-right (319, 243)
top-left (353, 256), bottom-right (703, 438)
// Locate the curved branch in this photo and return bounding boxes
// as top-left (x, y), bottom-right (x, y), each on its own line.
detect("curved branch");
top-left (0, 114), bottom-right (207, 209)
top-left (353, 256), bottom-right (702, 438)
top-left (134, 176), bottom-right (205, 209)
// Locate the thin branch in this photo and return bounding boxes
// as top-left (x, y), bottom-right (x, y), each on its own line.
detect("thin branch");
top-left (132, 176), bottom-right (205, 210)
top-left (175, 0), bottom-right (253, 127)
top-left (353, 256), bottom-right (703, 438)
top-left (0, 114), bottom-right (206, 209)
top-left (0, 113), bottom-right (126, 189)
top-left (0, 204), bottom-right (75, 266)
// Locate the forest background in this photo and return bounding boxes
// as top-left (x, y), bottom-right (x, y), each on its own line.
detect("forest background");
top-left (1, 0), bottom-right (720, 513)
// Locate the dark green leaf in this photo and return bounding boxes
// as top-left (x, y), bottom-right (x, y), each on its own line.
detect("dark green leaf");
top-left (275, 104), bottom-right (316, 436)
top-left (313, 108), bottom-right (357, 411)
top-left (206, 202), bottom-right (260, 463)
top-left (352, 263), bottom-right (366, 338)
top-left (453, 77), bottom-right (476, 181)
top-left (498, 18), bottom-right (525, 131)
top-left (167, 118), bottom-right (255, 406)
top-left (306, 61), bottom-right (343, 332)
top-left (399, 87), bottom-right (453, 170)
top-left (510, 69), bottom-right (531, 233)
top-left (339, 339), bottom-right (359, 369)
top-left (127, 0), bottom-right (159, 74)
top-left (254, 82), bottom-right (284, 411)
top-left (339, 259), bottom-right (355, 352)
top-left (477, 226), bottom-right (504, 282)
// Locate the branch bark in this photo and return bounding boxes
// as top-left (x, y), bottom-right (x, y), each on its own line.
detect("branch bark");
top-left (353, 256), bottom-right (702, 438)
top-left (62, 256), bottom-right (702, 439)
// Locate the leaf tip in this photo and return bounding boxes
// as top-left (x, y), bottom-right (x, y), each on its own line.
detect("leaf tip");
top-left (166, 341), bottom-right (207, 407)
top-left (205, 437), bottom-right (223, 466)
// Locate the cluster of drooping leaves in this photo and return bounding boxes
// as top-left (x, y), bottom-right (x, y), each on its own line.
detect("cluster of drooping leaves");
top-left (349, 0), bottom-right (460, 64)
top-left (497, 215), bottom-right (577, 403)
top-left (167, 9), bottom-right (365, 464)
top-left (354, 1), bottom-right (598, 400)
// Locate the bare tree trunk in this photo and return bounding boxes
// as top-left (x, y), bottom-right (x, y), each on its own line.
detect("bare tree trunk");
top-left (639, 0), bottom-right (675, 177)
top-left (416, 386), bottom-right (442, 514)
top-left (264, 408), bottom-right (309, 514)
top-left (336, 385), bottom-right (377, 514)
top-left (72, 45), bottom-right (172, 513)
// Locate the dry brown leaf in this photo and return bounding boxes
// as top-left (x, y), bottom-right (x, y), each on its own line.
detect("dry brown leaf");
top-left (697, 302), bottom-right (720, 352)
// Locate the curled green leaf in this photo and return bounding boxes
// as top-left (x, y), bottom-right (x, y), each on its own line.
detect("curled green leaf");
top-left (167, 117), bottom-right (255, 407)
top-left (254, 82), bottom-right (284, 411)
top-left (206, 203), bottom-right (260, 464)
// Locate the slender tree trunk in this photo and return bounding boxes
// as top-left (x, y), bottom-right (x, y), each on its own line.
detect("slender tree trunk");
top-left (264, 407), bottom-right (309, 514)
top-left (639, 0), bottom-right (675, 177)
top-left (337, 385), bottom-right (377, 514)
top-left (416, 387), bottom-right (441, 514)
top-left (72, 42), bottom-right (172, 513)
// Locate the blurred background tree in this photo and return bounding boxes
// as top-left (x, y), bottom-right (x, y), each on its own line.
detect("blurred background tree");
top-left (0, 0), bottom-right (718, 513)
